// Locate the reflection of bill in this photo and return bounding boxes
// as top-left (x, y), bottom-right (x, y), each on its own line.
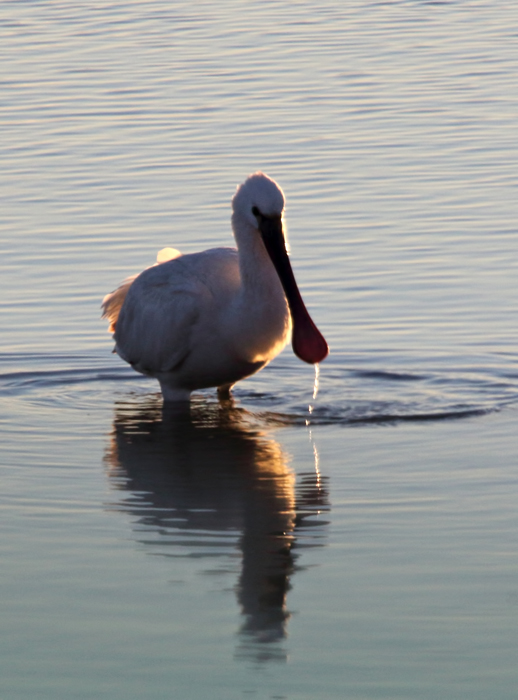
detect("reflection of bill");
top-left (104, 396), bottom-right (329, 663)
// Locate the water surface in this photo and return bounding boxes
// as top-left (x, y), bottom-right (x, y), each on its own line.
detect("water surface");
top-left (1, 1), bottom-right (518, 698)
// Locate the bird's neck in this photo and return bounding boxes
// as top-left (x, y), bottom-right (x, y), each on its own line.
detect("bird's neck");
top-left (232, 213), bottom-right (283, 299)
top-left (229, 213), bottom-right (290, 363)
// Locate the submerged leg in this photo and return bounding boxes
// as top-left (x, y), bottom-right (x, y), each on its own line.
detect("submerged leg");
top-left (159, 380), bottom-right (192, 404)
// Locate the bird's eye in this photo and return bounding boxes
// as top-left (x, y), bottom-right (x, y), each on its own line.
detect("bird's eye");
top-left (252, 206), bottom-right (261, 218)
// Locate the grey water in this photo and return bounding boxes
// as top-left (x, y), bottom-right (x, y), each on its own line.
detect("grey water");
top-left (1, 1), bottom-right (518, 698)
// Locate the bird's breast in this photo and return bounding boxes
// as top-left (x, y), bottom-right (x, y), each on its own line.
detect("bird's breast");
top-left (225, 286), bottom-right (291, 365)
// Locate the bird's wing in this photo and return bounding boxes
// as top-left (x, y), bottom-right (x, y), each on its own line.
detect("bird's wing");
top-left (101, 248), bottom-right (183, 333)
top-left (113, 259), bottom-right (207, 374)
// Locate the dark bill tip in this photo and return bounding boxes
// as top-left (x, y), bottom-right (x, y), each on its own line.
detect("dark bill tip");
top-left (291, 311), bottom-right (329, 364)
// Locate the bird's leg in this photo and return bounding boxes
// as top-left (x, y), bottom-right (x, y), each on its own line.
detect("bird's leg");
top-left (159, 381), bottom-right (192, 404)
top-left (217, 383), bottom-right (234, 401)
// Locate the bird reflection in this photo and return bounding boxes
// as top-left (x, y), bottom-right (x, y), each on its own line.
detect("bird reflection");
top-left (104, 395), bottom-right (329, 662)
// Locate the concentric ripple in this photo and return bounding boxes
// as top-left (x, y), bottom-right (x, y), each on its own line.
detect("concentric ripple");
top-left (1, 349), bottom-right (516, 426)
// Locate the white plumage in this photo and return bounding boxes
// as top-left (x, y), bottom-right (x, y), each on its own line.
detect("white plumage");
top-left (102, 172), bottom-right (328, 402)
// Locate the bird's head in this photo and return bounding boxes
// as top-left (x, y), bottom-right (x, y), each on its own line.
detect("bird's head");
top-left (232, 171), bottom-right (285, 231)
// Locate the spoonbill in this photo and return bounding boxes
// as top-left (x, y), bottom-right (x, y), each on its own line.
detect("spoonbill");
top-left (102, 172), bottom-right (328, 402)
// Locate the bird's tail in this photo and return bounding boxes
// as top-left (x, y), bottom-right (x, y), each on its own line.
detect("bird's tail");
top-left (101, 274), bottom-right (138, 333)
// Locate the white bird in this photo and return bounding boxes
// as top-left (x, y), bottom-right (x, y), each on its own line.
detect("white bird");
top-left (102, 172), bottom-right (328, 402)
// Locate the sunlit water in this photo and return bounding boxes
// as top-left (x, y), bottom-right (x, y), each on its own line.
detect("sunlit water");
top-left (1, 1), bottom-right (518, 699)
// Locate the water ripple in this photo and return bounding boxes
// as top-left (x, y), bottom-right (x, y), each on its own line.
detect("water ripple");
top-left (1, 350), bottom-right (516, 426)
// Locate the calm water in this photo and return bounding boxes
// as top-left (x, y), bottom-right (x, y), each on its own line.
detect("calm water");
top-left (1, 1), bottom-right (518, 698)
